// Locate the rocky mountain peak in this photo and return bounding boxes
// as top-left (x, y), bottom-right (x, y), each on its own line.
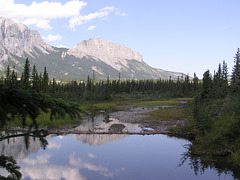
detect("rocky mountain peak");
top-left (0, 16), bottom-right (52, 57)
top-left (0, 16), bottom-right (185, 80)
top-left (68, 38), bottom-right (143, 71)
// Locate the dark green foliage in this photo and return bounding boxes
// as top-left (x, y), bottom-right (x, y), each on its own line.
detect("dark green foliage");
top-left (186, 48), bottom-right (240, 167)
top-left (200, 70), bottom-right (213, 101)
top-left (42, 67), bottom-right (49, 92)
top-left (0, 59), bottom-right (86, 128)
top-left (0, 155), bottom-right (22, 180)
top-left (231, 48), bottom-right (240, 94)
top-left (0, 85), bottom-right (85, 128)
top-left (21, 58), bottom-right (30, 89)
top-left (231, 48), bottom-right (240, 85)
top-left (31, 64), bottom-right (39, 91)
top-left (46, 75), bottom-right (199, 103)
top-left (189, 60), bottom-right (230, 134)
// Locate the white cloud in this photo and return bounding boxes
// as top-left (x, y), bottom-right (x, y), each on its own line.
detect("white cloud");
top-left (0, 1), bottom-right (119, 31)
top-left (21, 153), bottom-right (86, 180)
top-left (69, 154), bottom-right (114, 177)
top-left (47, 142), bottom-right (62, 149)
top-left (0, 0), bottom-right (86, 30)
top-left (42, 34), bottom-right (62, 42)
top-left (87, 153), bottom-right (96, 158)
top-left (22, 154), bottom-right (51, 166)
top-left (21, 165), bottom-right (86, 180)
top-left (57, 45), bottom-right (68, 48)
top-left (69, 6), bottom-right (115, 30)
top-left (22, 18), bottom-right (52, 30)
top-left (88, 25), bottom-right (97, 30)
top-left (115, 8), bottom-right (127, 16)
top-left (19, 153), bottom-right (126, 180)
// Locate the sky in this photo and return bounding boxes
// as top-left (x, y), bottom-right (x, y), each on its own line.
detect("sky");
top-left (0, 0), bottom-right (240, 78)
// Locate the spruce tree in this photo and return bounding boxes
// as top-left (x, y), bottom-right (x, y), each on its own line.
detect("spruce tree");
top-left (221, 60), bottom-right (228, 96)
top-left (193, 72), bottom-right (199, 92)
top-left (222, 60), bottom-right (228, 82)
top-left (22, 58), bottom-right (31, 89)
top-left (5, 65), bottom-right (11, 86)
top-left (31, 65), bottom-right (39, 91)
top-left (42, 67), bottom-right (49, 92)
top-left (231, 48), bottom-right (240, 87)
top-left (200, 70), bottom-right (213, 101)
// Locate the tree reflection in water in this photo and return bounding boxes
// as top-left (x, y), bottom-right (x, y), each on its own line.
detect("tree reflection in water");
top-left (0, 130), bottom-right (48, 180)
top-left (178, 144), bottom-right (240, 179)
top-left (0, 155), bottom-right (22, 180)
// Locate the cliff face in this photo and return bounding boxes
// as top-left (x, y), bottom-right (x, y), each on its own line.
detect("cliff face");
top-left (0, 16), bottom-right (185, 80)
top-left (0, 135), bottom-right (42, 160)
top-left (0, 17), bottom-right (53, 58)
top-left (68, 38), bottom-right (143, 71)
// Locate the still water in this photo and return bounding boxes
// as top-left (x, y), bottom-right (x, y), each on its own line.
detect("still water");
top-left (0, 134), bottom-right (236, 180)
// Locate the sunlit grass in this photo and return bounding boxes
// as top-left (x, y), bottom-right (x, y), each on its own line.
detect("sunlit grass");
top-left (131, 100), bottom-right (179, 106)
top-left (82, 99), bottom-right (185, 112)
top-left (108, 124), bottom-right (125, 132)
top-left (83, 103), bottom-right (125, 111)
top-left (5, 112), bottom-right (81, 129)
top-left (174, 98), bottom-right (194, 101)
top-left (146, 108), bottom-right (186, 120)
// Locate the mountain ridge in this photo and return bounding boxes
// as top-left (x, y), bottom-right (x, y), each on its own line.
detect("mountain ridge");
top-left (0, 16), bottom-right (185, 80)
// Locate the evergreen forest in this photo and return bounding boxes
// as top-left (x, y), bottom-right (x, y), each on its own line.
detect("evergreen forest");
top-left (179, 48), bottom-right (240, 167)
top-left (1, 49), bottom-right (240, 175)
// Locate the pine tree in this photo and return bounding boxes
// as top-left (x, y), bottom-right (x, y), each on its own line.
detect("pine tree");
top-left (231, 48), bottom-right (240, 87)
top-left (213, 63), bottom-right (222, 98)
top-left (42, 67), bottom-right (49, 92)
top-left (222, 60), bottom-right (228, 95)
top-left (31, 65), bottom-right (39, 91)
top-left (222, 60), bottom-right (228, 82)
top-left (22, 58), bottom-right (31, 89)
top-left (5, 65), bottom-right (11, 86)
top-left (105, 75), bottom-right (111, 100)
top-left (193, 72), bottom-right (199, 92)
top-left (200, 70), bottom-right (213, 101)
top-left (52, 78), bottom-right (56, 93)
top-left (11, 70), bottom-right (17, 87)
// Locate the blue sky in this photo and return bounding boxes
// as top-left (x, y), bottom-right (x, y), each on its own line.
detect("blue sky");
top-left (1, 0), bottom-right (240, 78)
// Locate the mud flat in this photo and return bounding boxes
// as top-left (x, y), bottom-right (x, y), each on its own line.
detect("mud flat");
top-left (6, 105), bottom-right (187, 136)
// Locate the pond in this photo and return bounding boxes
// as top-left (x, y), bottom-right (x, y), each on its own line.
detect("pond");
top-left (74, 111), bottom-right (143, 133)
top-left (0, 133), bottom-right (237, 180)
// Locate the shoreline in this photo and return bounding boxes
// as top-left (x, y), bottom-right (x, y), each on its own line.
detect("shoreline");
top-left (4, 104), bottom-right (190, 137)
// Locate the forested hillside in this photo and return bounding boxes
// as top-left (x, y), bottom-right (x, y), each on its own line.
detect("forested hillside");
top-left (178, 49), bottom-right (240, 167)
top-left (1, 59), bottom-right (200, 103)
top-left (0, 58), bottom-right (85, 128)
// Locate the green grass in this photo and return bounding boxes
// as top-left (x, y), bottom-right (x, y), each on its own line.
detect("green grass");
top-left (130, 100), bottom-right (179, 106)
top-left (5, 112), bottom-right (81, 129)
top-left (174, 98), bottom-right (194, 101)
top-left (82, 99), bottom-right (185, 113)
top-left (83, 103), bottom-right (125, 111)
top-left (81, 98), bottom-right (193, 111)
top-left (146, 108), bottom-right (186, 120)
top-left (108, 124), bottom-right (125, 132)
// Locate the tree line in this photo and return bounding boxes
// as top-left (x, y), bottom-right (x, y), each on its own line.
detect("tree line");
top-left (185, 48), bottom-right (240, 167)
top-left (49, 74), bottom-right (200, 102)
top-left (0, 58), bottom-right (85, 129)
top-left (2, 58), bottom-right (203, 102)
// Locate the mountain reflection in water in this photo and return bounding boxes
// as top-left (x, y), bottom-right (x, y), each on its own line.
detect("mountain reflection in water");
top-left (0, 134), bottom-right (238, 180)
top-left (0, 133), bottom-right (42, 160)
top-left (74, 111), bottom-right (142, 133)
top-left (71, 134), bottom-right (128, 146)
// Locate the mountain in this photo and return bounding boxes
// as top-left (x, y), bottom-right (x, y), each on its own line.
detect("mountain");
top-left (71, 134), bottom-right (128, 146)
top-left (0, 17), bottom-right (185, 80)
top-left (0, 134), bottom-right (42, 160)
